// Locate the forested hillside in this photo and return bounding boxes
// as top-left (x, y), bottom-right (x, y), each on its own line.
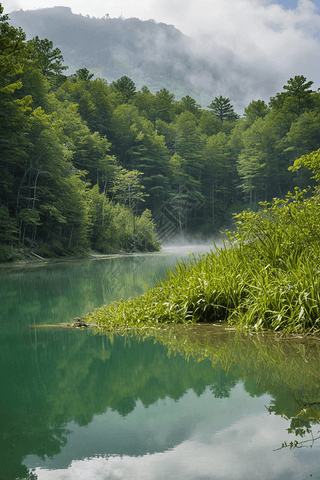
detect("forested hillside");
top-left (1, 3), bottom-right (320, 262)
top-left (9, 6), bottom-right (213, 106)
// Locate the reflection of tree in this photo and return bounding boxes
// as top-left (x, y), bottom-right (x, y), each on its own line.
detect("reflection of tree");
top-left (275, 432), bottom-right (320, 451)
top-left (0, 254), bottom-right (179, 334)
top-left (0, 329), bottom-right (224, 479)
top-left (210, 370), bottom-right (236, 399)
top-left (148, 325), bottom-right (320, 443)
top-left (271, 397), bottom-right (320, 451)
top-left (267, 397), bottom-right (320, 442)
top-left (0, 338), bottom-right (73, 479)
top-left (2, 324), bottom-right (320, 479)
top-left (114, 396), bottom-right (137, 417)
top-left (16, 470), bottom-right (38, 480)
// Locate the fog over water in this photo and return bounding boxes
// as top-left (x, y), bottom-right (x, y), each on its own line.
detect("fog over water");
top-left (5, 0), bottom-right (320, 111)
top-left (161, 237), bottom-right (219, 256)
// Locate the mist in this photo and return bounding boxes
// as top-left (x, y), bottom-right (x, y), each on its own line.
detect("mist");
top-left (151, 0), bottom-right (320, 111)
top-left (5, 0), bottom-right (320, 112)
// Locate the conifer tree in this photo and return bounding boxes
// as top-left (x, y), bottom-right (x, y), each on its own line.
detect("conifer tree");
top-left (208, 95), bottom-right (238, 123)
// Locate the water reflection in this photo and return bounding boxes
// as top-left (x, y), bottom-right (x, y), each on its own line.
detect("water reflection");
top-left (1, 251), bottom-right (320, 480)
top-left (25, 400), bottom-right (320, 480)
top-left (0, 252), bottom-right (187, 330)
top-left (1, 327), bottom-right (319, 480)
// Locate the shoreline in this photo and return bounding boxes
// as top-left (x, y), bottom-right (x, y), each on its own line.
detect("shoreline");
top-left (0, 249), bottom-right (164, 270)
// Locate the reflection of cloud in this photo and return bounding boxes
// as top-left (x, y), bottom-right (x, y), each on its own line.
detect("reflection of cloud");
top-left (30, 385), bottom-right (320, 480)
top-left (33, 412), bottom-right (320, 480)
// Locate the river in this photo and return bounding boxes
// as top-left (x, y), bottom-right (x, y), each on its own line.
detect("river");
top-left (1, 244), bottom-right (320, 480)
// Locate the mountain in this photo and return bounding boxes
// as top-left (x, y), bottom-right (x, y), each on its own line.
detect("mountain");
top-left (9, 6), bottom-right (216, 106)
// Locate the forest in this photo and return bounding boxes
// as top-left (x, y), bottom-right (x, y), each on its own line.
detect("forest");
top-left (1, 2), bottom-right (320, 262)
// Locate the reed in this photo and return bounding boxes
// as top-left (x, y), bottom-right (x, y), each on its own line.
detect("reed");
top-left (84, 189), bottom-right (320, 334)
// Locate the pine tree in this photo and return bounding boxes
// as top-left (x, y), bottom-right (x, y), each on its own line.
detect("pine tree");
top-left (208, 95), bottom-right (238, 123)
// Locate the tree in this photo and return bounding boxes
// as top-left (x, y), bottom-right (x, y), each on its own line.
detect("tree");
top-left (282, 111), bottom-right (320, 160)
top-left (155, 88), bottom-right (175, 123)
top-left (175, 95), bottom-right (201, 117)
top-left (238, 114), bottom-right (292, 200)
top-left (283, 75), bottom-right (314, 116)
top-left (110, 104), bottom-right (171, 211)
top-left (71, 68), bottom-right (94, 82)
top-left (0, 4), bottom-right (29, 98)
top-left (110, 104), bottom-right (146, 167)
top-left (27, 36), bottom-right (67, 77)
top-left (244, 100), bottom-right (269, 127)
top-left (155, 118), bottom-right (177, 154)
top-left (17, 106), bottom-right (71, 245)
top-left (56, 75), bottom-right (113, 137)
top-left (112, 76), bottom-right (136, 102)
top-left (289, 148), bottom-right (320, 185)
top-left (133, 86), bottom-right (156, 122)
top-left (208, 95), bottom-right (238, 123)
top-left (202, 132), bottom-right (236, 224)
top-left (168, 153), bottom-right (195, 230)
top-left (110, 169), bottom-right (146, 210)
top-left (269, 76), bottom-right (314, 117)
top-left (198, 110), bottom-right (221, 136)
top-left (56, 172), bottom-right (93, 251)
top-left (175, 111), bottom-right (204, 182)
top-left (0, 4), bottom-right (33, 232)
top-left (173, 112), bottom-right (206, 227)
top-left (237, 151), bottom-right (266, 205)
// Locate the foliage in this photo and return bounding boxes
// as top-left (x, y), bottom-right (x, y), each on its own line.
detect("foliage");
top-left (208, 95), bottom-right (238, 123)
top-left (0, 7), bottom-right (161, 260)
top-left (85, 183), bottom-right (320, 334)
top-left (2, 6), bottom-right (320, 260)
top-left (289, 148), bottom-right (320, 185)
top-left (27, 36), bottom-right (67, 77)
top-left (243, 99), bottom-right (269, 126)
top-left (112, 75), bottom-right (136, 102)
top-left (282, 75), bottom-right (314, 116)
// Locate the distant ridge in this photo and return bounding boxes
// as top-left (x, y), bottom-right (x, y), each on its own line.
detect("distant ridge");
top-left (9, 7), bottom-right (215, 105)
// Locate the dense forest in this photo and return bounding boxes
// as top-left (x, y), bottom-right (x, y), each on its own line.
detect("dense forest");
top-left (1, 3), bottom-right (320, 261)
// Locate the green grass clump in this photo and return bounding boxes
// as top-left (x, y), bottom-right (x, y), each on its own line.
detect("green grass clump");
top-left (84, 188), bottom-right (320, 335)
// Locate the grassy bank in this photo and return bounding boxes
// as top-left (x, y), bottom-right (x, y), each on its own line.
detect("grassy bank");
top-left (84, 184), bottom-right (320, 335)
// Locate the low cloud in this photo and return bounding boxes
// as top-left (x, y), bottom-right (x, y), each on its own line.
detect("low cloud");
top-left (151, 0), bottom-right (320, 110)
top-left (5, 0), bottom-right (320, 111)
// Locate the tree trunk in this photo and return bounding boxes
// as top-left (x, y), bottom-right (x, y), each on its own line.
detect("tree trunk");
top-left (68, 224), bottom-right (74, 248)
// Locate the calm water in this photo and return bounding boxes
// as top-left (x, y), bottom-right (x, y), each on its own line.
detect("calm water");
top-left (1, 245), bottom-right (320, 480)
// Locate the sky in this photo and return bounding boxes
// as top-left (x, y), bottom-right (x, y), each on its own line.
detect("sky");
top-left (4, 0), bottom-right (305, 23)
top-left (4, 0), bottom-right (320, 107)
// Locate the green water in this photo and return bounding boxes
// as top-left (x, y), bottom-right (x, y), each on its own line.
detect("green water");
top-left (1, 247), bottom-right (320, 480)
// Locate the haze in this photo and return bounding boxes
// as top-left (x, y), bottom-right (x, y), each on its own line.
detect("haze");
top-left (4, 0), bottom-right (320, 106)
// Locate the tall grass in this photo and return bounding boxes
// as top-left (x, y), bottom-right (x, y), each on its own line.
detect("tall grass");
top-left (85, 189), bottom-right (320, 334)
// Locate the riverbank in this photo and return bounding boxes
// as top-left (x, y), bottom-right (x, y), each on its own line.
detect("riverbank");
top-left (84, 190), bottom-right (320, 335)
top-left (0, 247), bottom-right (162, 269)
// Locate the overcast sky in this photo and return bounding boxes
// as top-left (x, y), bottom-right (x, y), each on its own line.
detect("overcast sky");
top-left (3, 0), bottom-right (313, 23)
top-left (4, 0), bottom-right (318, 34)
top-left (4, 0), bottom-right (320, 106)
